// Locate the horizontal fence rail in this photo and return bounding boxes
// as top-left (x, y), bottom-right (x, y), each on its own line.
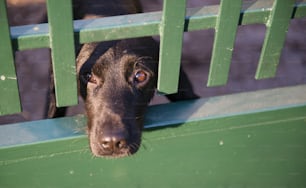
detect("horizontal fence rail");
top-left (0, 0), bottom-right (306, 115)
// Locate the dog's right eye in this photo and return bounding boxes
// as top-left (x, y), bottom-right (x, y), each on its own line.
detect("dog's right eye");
top-left (132, 70), bottom-right (150, 88)
top-left (135, 70), bottom-right (147, 83)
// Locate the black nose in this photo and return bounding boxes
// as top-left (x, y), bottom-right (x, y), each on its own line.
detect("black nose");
top-left (101, 134), bottom-right (128, 154)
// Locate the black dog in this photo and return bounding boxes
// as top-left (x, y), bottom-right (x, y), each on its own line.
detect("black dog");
top-left (49, 0), bottom-right (198, 158)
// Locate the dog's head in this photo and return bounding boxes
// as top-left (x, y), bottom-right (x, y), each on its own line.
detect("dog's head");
top-left (78, 38), bottom-right (158, 158)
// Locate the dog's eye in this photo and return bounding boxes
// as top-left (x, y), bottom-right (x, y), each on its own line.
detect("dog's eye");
top-left (134, 70), bottom-right (147, 83)
top-left (87, 73), bottom-right (97, 84)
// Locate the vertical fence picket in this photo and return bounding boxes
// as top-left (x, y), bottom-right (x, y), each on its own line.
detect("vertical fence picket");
top-left (207, 0), bottom-right (242, 87)
top-left (157, 0), bottom-right (186, 94)
top-left (255, 0), bottom-right (295, 79)
top-left (47, 0), bottom-right (78, 107)
top-left (0, 0), bottom-right (21, 115)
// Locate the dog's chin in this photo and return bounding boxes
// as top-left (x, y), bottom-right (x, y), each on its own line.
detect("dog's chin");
top-left (89, 142), bottom-right (141, 158)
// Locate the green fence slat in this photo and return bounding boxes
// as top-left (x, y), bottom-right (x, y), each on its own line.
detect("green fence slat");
top-left (207, 0), bottom-right (242, 87)
top-left (47, 0), bottom-right (78, 107)
top-left (157, 0), bottom-right (186, 94)
top-left (255, 0), bottom-right (295, 80)
top-left (293, 1), bottom-right (306, 18)
top-left (0, 0), bottom-right (21, 115)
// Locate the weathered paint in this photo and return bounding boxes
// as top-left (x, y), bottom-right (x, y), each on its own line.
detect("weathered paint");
top-left (207, 0), bottom-right (242, 87)
top-left (9, 1), bottom-right (306, 51)
top-left (1, 85), bottom-right (306, 187)
top-left (47, 0), bottom-right (78, 107)
top-left (0, 0), bottom-right (21, 115)
top-left (255, 0), bottom-right (295, 79)
top-left (157, 0), bottom-right (186, 94)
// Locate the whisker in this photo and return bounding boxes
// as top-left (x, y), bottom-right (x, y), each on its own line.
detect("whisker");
top-left (129, 142), bottom-right (140, 153)
top-left (81, 147), bottom-right (90, 154)
top-left (135, 115), bottom-right (144, 120)
top-left (141, 142), bottom-right (148, 151)
top-left (140, 137), bottom-right (153, 152)
top-left (122, 116), bottom-right (144, 120)
top-left (129, 143), bottom-right (136, 151)
top-left (91, 154), bottom-right (97, 160)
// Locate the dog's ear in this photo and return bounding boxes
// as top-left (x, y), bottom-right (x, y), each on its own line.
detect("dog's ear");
top-left (165, 68), bottom-right (199, 101)
top-left (78, 70), bottom-right (91, 99)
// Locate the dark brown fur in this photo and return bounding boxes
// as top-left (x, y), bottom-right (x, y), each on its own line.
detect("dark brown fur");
top-left (78, 38), bottom-right (160, 157)
top-left (49, 0), bottom-right (198, 158)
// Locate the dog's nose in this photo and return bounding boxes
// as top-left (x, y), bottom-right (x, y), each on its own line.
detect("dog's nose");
top-left (101, 134), bottom-right (127, 153)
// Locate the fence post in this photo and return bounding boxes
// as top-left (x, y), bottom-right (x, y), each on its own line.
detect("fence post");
top-left (158, 0), bottom-right (186, 94)
top-left (47, 0), bottom-right (78, 107)
top-left (207, 0), bottom-right (242, 87)
top-left (0, 0), bottom-right (21, 115)
top-left (255, 0), bottom-right (295, 79)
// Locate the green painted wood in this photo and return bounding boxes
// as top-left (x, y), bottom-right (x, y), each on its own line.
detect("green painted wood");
top-left (293, 1), bottom-right (306, 18)
top-left (10, 0), bottom-right (306, 51)
top-left (239, 0), bottom-right (272, 25)
top-left (0, 0), bottom-right (21, 115)
top-left (255, 0), bottom-right (295, 79)
top-left (1, 112), bottom-right (306, 188)
top-left (1, 84), bottom-right (305, 147)
top-left (0, 0), bottom-right (305, 114)
top-left (207, 0), bottom-right (242, 87)
top-left (185, 5), bottom-right (218, 31)
top-left (76, 12), bottom-right (160, 44)
top-left (1, 85), bottom-right (306, 187)
top-left (47, 0), bottom-right (78, 107)
top-left (157, 0), bottom-right (186, 94)
top-left (10, 23), bottom-right (50, 51)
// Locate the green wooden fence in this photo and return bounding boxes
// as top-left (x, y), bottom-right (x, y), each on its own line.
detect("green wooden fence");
top-left (1, 0), bottom-right (306, 187)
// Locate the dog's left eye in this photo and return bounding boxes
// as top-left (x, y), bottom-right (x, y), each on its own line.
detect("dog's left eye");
top-left (86, 73), bottom-right (97, 84)
top-left (134, 70), bottom-right (147, 83)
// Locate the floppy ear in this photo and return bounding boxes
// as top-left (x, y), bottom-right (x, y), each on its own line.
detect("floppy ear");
top-left (165, 68), bottom-right (199, 101)
top-left (78, 69), bottom-right (91, 99)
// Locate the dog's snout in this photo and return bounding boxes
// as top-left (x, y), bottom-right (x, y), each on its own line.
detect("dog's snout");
top-left (100, 133), bottom-right (128, 154)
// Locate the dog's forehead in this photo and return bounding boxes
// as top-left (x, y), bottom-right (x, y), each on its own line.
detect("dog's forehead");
top-left (99, 48), bottom-right (147, 69)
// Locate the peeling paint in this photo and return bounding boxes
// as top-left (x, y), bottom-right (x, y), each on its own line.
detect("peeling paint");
top-left (7, 76), bottom-right (17, 80)
top-left (33, 26), bottom-right (39, 31)
top-left (226, 47), bottom-right (233, 51)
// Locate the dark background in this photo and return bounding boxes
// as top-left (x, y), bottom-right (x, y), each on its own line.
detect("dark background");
top-left (1, 0), bottom-right (305, 124)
